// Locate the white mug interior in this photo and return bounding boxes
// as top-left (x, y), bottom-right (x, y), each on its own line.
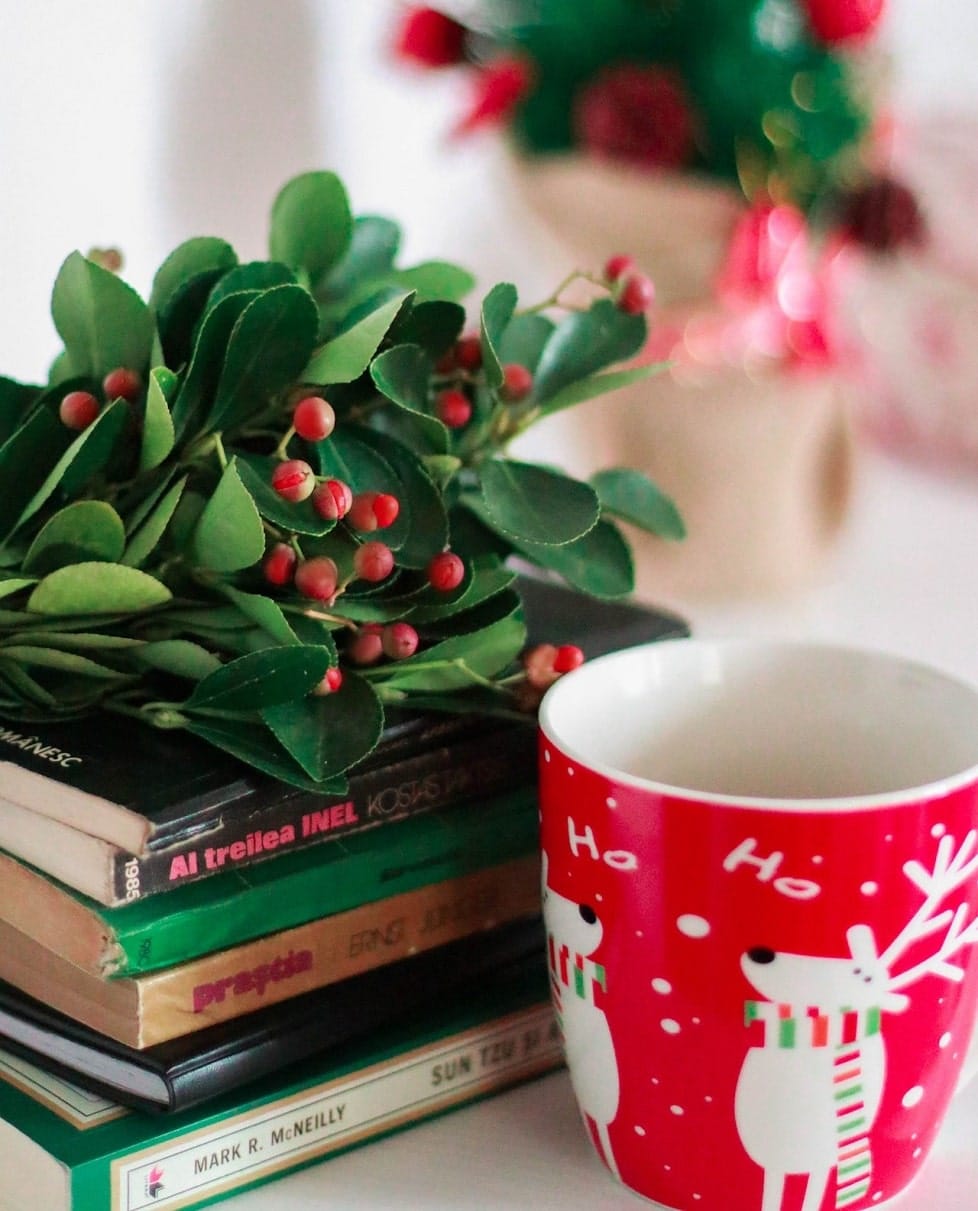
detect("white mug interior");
top-left (539, 639), bottom-right (978, 808)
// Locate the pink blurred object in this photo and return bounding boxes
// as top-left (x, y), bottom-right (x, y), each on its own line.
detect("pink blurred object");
top-left (834, 114), bottom-right (978, 471)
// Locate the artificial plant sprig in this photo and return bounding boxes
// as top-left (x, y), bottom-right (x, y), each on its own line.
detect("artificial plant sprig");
top-left (0, 171), bottom-right (681, 790)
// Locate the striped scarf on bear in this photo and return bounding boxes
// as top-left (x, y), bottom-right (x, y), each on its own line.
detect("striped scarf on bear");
top-left (745, 1001), bottom-right (881, 1209)
top-left (547, 934), bottom-right (606, 1027)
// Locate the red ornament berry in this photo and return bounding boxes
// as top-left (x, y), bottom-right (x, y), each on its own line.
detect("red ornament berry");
top-left (382, 622), bottom-right (420, 660)
top-left (801, 0), bottom-right (885, 44)
top-left (436, 388), bottom-right (472, 429)
top-left (58, 390), bottom-right (100, 431)
top-left (500, 363), bottom-right (534, 403)
top-left (616, 272), bottom-right (656, 315)
top-left (522, 643), bottom-right (560, 690)
top-left (349, 626), bottom-right (384, 666)
top-left (327, 479), bottom-right (353, 518)
top-left (294, 556), bottom-right (339, 602)
top-left (455, 334), bottom-right (483, 372)
top-left (353, 540), bottom-right (395, 583)
top-left (102, 366), bottom-right (142, 402)
top-left (553, 644), bottom-right (585, 674)
top-left (271, 459), bottom-right (316, 502)
top-left (372, 493), bottom-right (400, 528)
top-left (604, 254), bottom-right (635, 283)
top-left (313, 666), bottom-right (344, 695)
top-left (427, 550), bottom-right (465, 593)
top-left (262, 542), bottom-right (297, 587)
top-left (574, 65), bottom-right (694, 170)
top-left (292, 395), bottom-right (336, 442)
top-left (394, 6), bottom-right (467, 67)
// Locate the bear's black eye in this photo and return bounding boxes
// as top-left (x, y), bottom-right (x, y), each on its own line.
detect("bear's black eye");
top-left (579, 904), bottom-right (597, 925)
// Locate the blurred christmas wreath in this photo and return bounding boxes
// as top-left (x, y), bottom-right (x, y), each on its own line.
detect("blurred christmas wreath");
top-left (0, 171), bottom-right (682, 790)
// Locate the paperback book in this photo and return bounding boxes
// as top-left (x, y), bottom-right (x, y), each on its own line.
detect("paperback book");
top-left (0, 783), bottom-right (538, 977)
top-left (0, 961), bottom-right (560, 1211)
top-left (0, 915), bottom-right (546, 1113)
top-left (0, 853), bottom-right (542, 1049)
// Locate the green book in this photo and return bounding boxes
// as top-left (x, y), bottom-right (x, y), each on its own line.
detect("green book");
top-left (0, 960), bottom-right (560, 1211)
top-left (0, 785), bottom-right (538, 977)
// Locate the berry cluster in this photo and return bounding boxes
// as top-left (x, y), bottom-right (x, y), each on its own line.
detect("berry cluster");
top-left (58, 365), bottom-right (143, 431)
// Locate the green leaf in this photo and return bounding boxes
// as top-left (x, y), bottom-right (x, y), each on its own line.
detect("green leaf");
top-left (0, 377), bottom-right (40, 446)
top-left (183, 644), bottom-right (331, 712)
top-left (0, 645), bottom-right (129, 680)
top-left (0, 577), bottom-right (35, 600)
top-left (235, 453), bottom-right (336, 537)
top-left (372, 612), bottom-right (526, 693)
top-left (221, 585), bottom-right (300, 647)
top-left (192, 459), bottom-right (265, 572)
top-left (533, 298), bottom-right (647, 404)
top-left (51, 252), bottom-right (154, 378)
top-left (14, 400), bottom-right (129, 532)
top-left (407, 564), bottom-right (516, 623)
top-left (478, 459), bottom-right (599, 546)
top-left (304, 293), bottom-right (411, 385)
top-left (269, 172), bottom-right (352, 286)
top-left (210, 285), bottom-right (319, 431)
top-left (184, 715), bottom-right (347, 792)
top-left (139, 368), bottom-right (176, 471)
top-left (0, 405), bottom-right (73, 539)
top-left (122, 475), bottom-right (186, 568)
top-left (133, 639), bottom-right (222, 681)
top-left (4, 630), bottom-right (142, 652)
top-left (262, 669), bottom-right (383, 780)
top-left (206, 261), bottom-right (296, 309)
top-left (390, 261), bottom-right (475, 303)
top-left (351, 427), bottom-right (449, 566)
top-left (149, 237), bottom-right (238, 313)
top-left (538, 364), bottom-right (666, 417)
top-left (498, 312), bottom-right (555, 372)
top-left (591, 467), bottom-right (686, 540)
top-left (170, 290), bottom-right (258, 441)
top-left (480, 283), bottom-right (518, 391)
top-left (511, 518), bottom-right (635, 599)
top-left (391, 300), bottom-right (465, 357)
top-left (369, 344), bottom-right (449, 454)
top-left (23, 501), bottom-right (126, 576)
top-left (26, 563), bottom-right (172, 615)
top-left (320, 216), bottom-right (401, 299)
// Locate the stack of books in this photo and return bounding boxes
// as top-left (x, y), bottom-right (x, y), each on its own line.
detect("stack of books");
top-left (0, 579), bottom-right (686, 1211)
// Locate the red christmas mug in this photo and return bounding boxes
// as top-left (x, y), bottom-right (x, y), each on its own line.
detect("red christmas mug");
top-left (538, 640), bottom-right (978, 1211)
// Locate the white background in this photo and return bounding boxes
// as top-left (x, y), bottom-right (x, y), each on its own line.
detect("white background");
top-left (0, 4), bottom-right (977, 1209)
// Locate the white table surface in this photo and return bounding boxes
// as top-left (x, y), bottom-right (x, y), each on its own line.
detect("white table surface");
top-left (220, 447), bottom-right (978, 1209)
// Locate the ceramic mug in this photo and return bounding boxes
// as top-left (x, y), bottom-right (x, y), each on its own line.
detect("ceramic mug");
top-left (538, 640), bottom-right (978, 1211)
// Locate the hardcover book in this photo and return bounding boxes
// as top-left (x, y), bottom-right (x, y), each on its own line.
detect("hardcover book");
top-left (0, 784), bottom-right (538, 977)
top-left (0, 962), bottom-right (560, 1211)
top-left (0, 853), bottom-right (542, 1050)
top-left (0, 915), bottom-right (546, 1113)
top-left (0, 578), bottom-right (687, 905)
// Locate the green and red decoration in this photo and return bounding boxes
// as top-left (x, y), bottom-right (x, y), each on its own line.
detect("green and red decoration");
top-left (0, 171), bottom-right (683, 790)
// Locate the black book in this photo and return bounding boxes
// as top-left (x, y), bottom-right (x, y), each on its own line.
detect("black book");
top-left (0, 916), bottom-right (547, 1114)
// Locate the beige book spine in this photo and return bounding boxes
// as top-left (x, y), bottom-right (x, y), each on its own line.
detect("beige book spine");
top-left (0, 854), bottom-right (542, 1049)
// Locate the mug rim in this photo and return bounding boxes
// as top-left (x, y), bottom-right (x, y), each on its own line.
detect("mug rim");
top-left (538, 637), bottom-right (978, 813)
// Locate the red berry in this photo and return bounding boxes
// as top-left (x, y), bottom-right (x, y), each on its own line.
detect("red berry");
top-left (348, 491), bottom-right (400, 531)
top-left (455, 335), bottom-right (483, 371)
top-left (383, 622), bottom-right (419, 660)
top-left (349, 626), bottom-right (384, 666)
top-left (604, 254), bottom-right (635, 282)
top-left (312, 482), bottom-right (339, 521)
top-left (325, 479), bottom-right (353, 518)
top-left (553, 644), bottom-right (585, 674)
top-left (522, 643), bottom-right (560, 690)
top-left (427, 551), bottom-right (465, 593)
top-left (500, 363), bottom-right (533, 403)
top-left (58, 390), bottom-right (100, 431)
top-left (292, 395), bottom-right (336, 442)
top-left (271, 459), bottom-right (315, 502)
top-left (436, 389), bottom-right (472, 429)
top-left (294, 556), bottom-right (339, 602)
top-left (102, 366), bottom-right (142, 402)
top-left (616, 272), bottom-right (656, 315)
top-left (313, 666), bottom-right (343, 695)
top-left (394, 6), bottom-right (467, 67)
top-left (262, 542), bottom-right (296, 586)
top-left (353, 540), bottom-right (395, 583)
